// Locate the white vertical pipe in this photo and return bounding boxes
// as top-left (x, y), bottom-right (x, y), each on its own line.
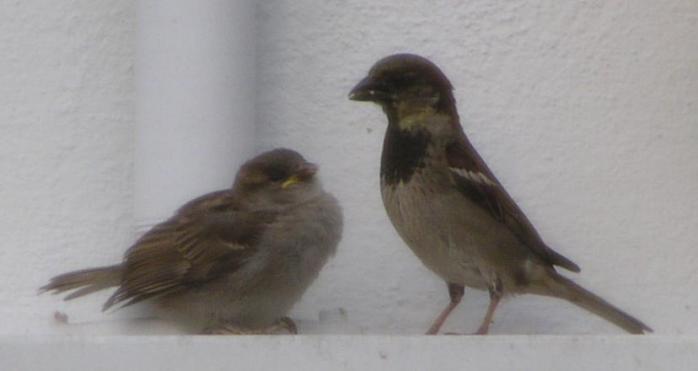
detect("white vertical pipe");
top-left (134, 0), bottom-right (256, 230)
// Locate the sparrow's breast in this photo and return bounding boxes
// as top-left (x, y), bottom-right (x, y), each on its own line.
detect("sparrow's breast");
top-left (245, 192), bottom-right (343, 310)
top-left (380, 168), bottom-right (488, 289)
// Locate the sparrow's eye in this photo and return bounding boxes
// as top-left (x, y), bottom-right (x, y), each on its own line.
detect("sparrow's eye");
top-left (266, 168), bottom-right (288, 182)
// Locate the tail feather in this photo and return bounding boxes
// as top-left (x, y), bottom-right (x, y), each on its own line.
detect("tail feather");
top-left (544, 272), bottom-right (652, 334)
top-left (40, 265), bottom-right (122, 300)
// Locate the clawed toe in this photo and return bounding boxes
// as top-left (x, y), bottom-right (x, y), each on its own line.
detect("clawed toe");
top-left (202, 324), bottom-right (249, 335)
top-left (275, 316), bottom-right (298, 334)
top-left (202, 317), bottom-right (298, 335)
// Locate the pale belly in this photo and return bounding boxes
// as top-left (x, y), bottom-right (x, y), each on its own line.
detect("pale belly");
top-left (381, 176), bottom-right (492, 290)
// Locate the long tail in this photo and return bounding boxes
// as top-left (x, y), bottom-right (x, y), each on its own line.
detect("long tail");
top-left (543, 272), bottom-right (652, 334)
top-left (39, 265), bottom-right (122, 301)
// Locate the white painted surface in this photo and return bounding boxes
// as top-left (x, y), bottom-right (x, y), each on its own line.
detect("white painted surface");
top-left (3, 335), bottom-right (698, 371)
top-left (1, 0), bottom-right (696, 345)
top-left (0, 0), bottom-right (137, 332)
top-left (135, 0), bottom-right (255, 230)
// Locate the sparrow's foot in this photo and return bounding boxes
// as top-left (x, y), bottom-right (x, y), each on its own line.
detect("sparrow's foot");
top-left (272, 316), bottom-right (298, 334)
top-left (202, 317), bottom-right (298, 335)
top-left (425, 283), bottom-right (464, 335)
top-left (202, 323), bottom-right (250, 335)
top-left (473, 326), bottom-right (490, 335)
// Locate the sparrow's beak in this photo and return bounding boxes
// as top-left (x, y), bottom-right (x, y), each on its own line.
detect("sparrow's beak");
top-left (282, 162), bottom-right (318, 189)
top-left (297, 162), bottom-right (318, 179)
top-left (348, 76), bottom-right (387, 102)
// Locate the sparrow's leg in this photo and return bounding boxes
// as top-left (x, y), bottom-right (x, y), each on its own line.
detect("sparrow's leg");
top-left (426, 283), bottom-right (464, 335)
top-left (202, 317), bottom-right (298, 335)
top-left (474, 279), bottom-right (503, 335)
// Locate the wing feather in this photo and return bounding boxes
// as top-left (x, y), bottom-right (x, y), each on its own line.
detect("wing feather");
top-left (103, 191), bottom-right (277, 311)
top-left (445, 137), bottom-right (580, 273)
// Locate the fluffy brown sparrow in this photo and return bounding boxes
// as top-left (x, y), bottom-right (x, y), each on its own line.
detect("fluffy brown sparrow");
top-left (349, 54), bottom-right (651, 334)
top-left (41, 148), bottom-right (343, 334)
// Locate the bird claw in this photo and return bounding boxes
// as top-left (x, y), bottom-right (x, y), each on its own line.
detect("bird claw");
top-left (202, 324), bottom-right (249, 335)
top-left (202, 317), bottom-right (298, 335)
top-left (272, 316), bottom-right (298, 334)
top-left (473, 327), bottom-right (489, 335)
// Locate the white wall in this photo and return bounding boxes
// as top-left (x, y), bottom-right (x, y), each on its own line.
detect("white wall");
top-left (0, 0), bottom-right (136, 333)
top-left (1, 0), bottom-right (696, 336)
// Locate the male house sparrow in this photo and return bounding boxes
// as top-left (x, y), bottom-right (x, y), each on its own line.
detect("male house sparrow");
top-left (41, 148), bottom-right (343, 334)
top-left (349, 54), bottom-right (651, 334)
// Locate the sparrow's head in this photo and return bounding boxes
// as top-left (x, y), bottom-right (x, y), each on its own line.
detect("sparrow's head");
top-left (234, 148), bottom-right (320, 206)
top-left (349, 54), bottom-right (455, 116)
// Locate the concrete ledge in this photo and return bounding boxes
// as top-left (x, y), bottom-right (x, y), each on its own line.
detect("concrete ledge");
top-left (2, 335), bottom-right (696, 371)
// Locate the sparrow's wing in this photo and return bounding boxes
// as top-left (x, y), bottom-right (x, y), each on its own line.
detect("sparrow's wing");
top-left (103, 190), bottom-right (277, 310)
top-left (446, 137), bottom-right (580, 273)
